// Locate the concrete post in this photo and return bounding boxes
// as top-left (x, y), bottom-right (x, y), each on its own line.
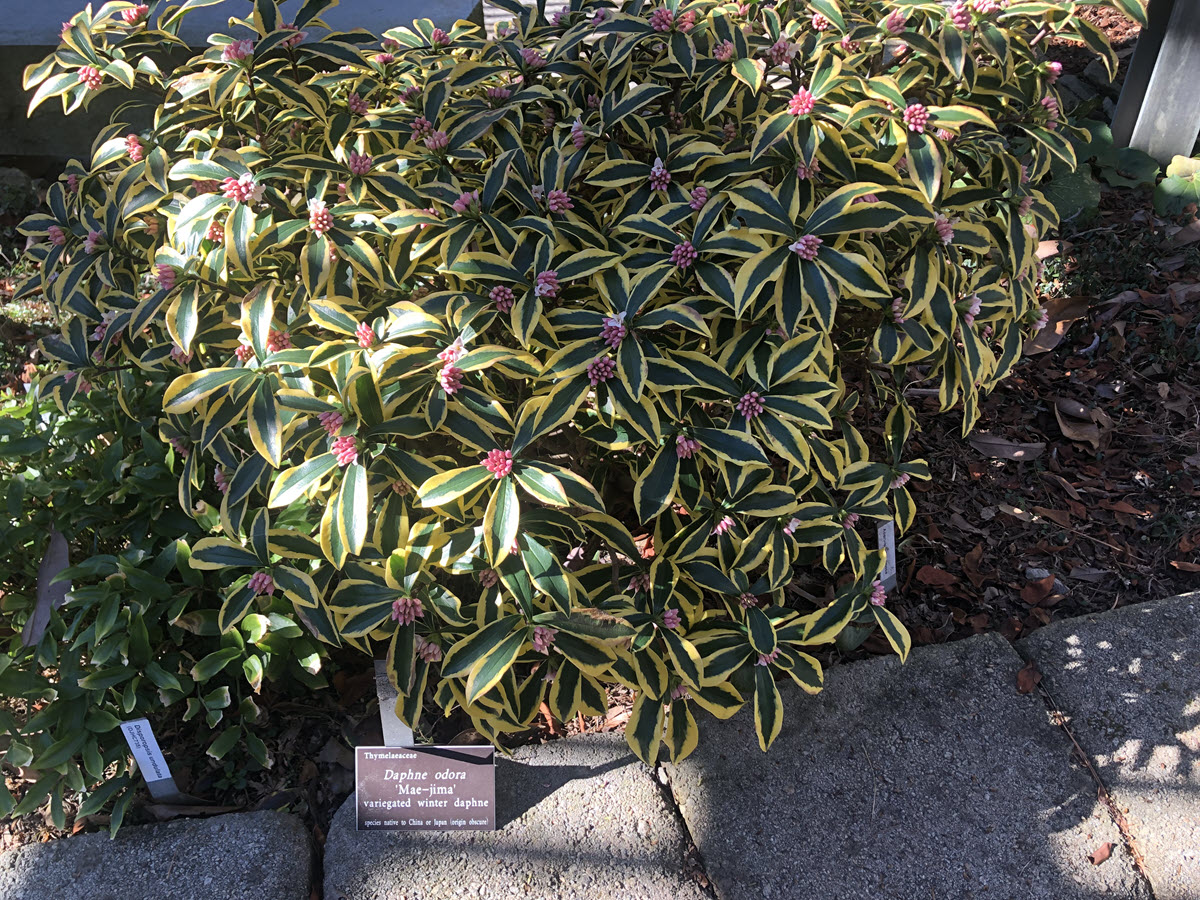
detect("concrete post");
top-left (1111, 0), bottom-right (1200, 163)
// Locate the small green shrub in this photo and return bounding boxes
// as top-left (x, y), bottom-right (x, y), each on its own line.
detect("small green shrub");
top-left (0, 384), bottom-right (327, 832)
top-left (11, 0), bottom-right (1133, 796)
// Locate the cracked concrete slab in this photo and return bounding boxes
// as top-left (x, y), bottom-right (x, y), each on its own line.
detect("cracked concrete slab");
top-left (1022, 592), bottom-right (1200, 900)
top-left (0, 810), bottom-right (310, 900)
top-left (667, 633), bottom-right (1147, 900)
top-left (323, 733), bottom-right (712, 900)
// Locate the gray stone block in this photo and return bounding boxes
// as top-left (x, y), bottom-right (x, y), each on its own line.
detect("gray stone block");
top-left (0, 810), bottom-right (311, 900)
top-left (667, 633), bottom-right (1148, 900)
top-left (1021, 593), bottom-right (1200, 900)
top-left (323, 733), bottom-right (712, 900)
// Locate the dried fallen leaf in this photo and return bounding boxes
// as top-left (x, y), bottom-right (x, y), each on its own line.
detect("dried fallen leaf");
top-left (1089, 842), bottom-right (1114, 866)
top-left (1170, 560), bottom-right (1200, 573)
top-left (996, 502), bottom-right (1034, 522)
top-left (1068, 566), bottom-right (1112, 583)
top-left (916, 565), bottom-right (958, 588)
top-left (1053, 398), bottom-right (1105, 450)
top-left (1036, 239), bottom-right (1072, 260)
top-left (1040, 471), bottom-right (1082, 501)
top-left (1024, 295), bottom-right (1090, 355)
top-left (967, 434), bottom-right (1046, 461)
top-left (1020, 575), bottom-right (1057, 606)
top-left (962, 543), bottom-right (987, 588)
top-left (1016, 660), bottom-right (1042, 694)
top-left (1032, 506), bottom-right (1073, 529)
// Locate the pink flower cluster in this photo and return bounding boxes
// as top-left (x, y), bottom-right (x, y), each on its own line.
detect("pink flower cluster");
top-left (767, 38), bottom-right (796, 67)
top-left (790, 234), bottom-right (822, 260)
top-left (600, 312), bottom-right (627, 348)
top-left (156, 264), bottom-right (177, 290)
top-left (425, 130), bottom-right (449, 150)
top-left (531, 626), bottom-right (558, 654)
top-left (348, 152), bottom-right (372, 175)
top-left (222, 173), bottom-right (263, 204)
top-left (788, 88), bottom-right (815, 117)
top-left (48, 225), bottom-right (67, 246)
top-left (735, 391), bottom-right (764, 418)
top-left (649, 158), bottom-right (671, 191)
top-left (373, 52), bottom-right (395, 64)
top-left (662, 608), bottom-right (682, 629)
top-left (319, 410), bottom-right (344, 436)
top-left (755, 648), bottom-right (781, 666)
top-left (948, 1), bottom-right (971, 29)
top-left (214, 468), bottom-right (230, 494)
top-left (586, 355), bottom-right (617, 386)
top-left (308, 199), bottom-right (334, 235)
top-left (712, 515), bottom-right (735, 536)
top-left (714, 40), bottom-right (735, 61)
top-left (430, 27), bottom-right (451, 47)
top-left (281, 24), bottom-right (306, 47)
top-left (236, 343), bottom-right (254, 362)
top-left (796, 160), bottom-right (820, 180)
top-left (739, 593), bottom-right (759, 609)
top-left (1041, 95), bottom-right (1059, 130)
top-left (842, 512), bottom-right (860, 529)
top-left (438, 363), bottom-right (464, 393)
top-left (811, 13), bottom-right (830, 31)
top-left (84, 230), bottom-right (104, 254)
top-left (534, 270), bottom-right (560, 298)
top-left (689, 186), bottom-right (709, 211)
top-left (903, 103), bottom-right (929, 133)
top-left (547, 189), bottom-right (573, 213)
top-left (520, 47), bottom-right (547, 69)
top-left (627, 573), bottom-right (651, 593)
top-left (670, 239), bottom-right (698, 269)
top-left (168, 436), bottom-right (189, 458)
top-left (391, 596), bottom-right (424, 625)
top-left (267, 330), bottom-right (292, 353)
top-left (125, 134), bottom-right (143, 162)
top-left (676, 435), bottom-right (700, 459)
top-left (885, 10), bottom-right (906, 34)
top-left (415, 635), bottom-right (442, 663)
top-left (347, 92), bottom-right (369, 115)
top-left (484, 448), bottom-right (514, 478)
top-left (248, 572), bottom-right (275, 596)
top-left (1046, 61), bottom-right (1062, 84)
top-left (221, 40), bottom-right (255, 64)
top-left (649, 6), bottom-right (674, 31)
top-left (570, 119), bottom-right (587, 149)
top-left (890, 472), bottom-right (911, 490)
top-left (891, 297), bottom-right (907, 324)
top-left (870, 580), bottom-right (887, 606)
top-left (480, 569), bottom-right (500, 588)
top-left (193, 179), bottom-right (220, 194)
top-left (963, 293), bottom-right (982, 327)
top-left (670, 684), bottom-right (690, 701)
top-left (122, 4), bottom-right (149, 24)
top-left (971, 0), bottom-right (1000, 14)
top-left (1033, 307), bottom-right (1049, 332)
top-left (489, 284), bottom-right (515, 312)
top-left (935, 215), bottom-right (955, 244)
top-left (452, 189), bottom-right (481, 215)
top-left (333, 435), bottom-right (358, 467)
top-left (841, 36), bottom-right (860, 52)
top-left (79, 66), bottom-right (103, 90)
top-left (487, 86), bottom-right (512, 104)
top-left (411, 116), bottom-right (433, 138)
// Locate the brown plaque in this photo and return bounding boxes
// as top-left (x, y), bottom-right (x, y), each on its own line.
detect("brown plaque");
top-left (355, 746), bottom-right (496, 831)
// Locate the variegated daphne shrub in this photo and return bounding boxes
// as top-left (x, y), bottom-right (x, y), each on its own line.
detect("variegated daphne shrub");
top-left (17, 0), bottom-right (1129, 762)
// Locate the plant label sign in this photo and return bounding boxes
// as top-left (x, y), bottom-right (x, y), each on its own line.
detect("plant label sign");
top-left (120, 718), bottom-right (182, 802)
top-left (877, 520), bottom-right (898, 591)
top-left (355, 746), bottom-right (496, 831)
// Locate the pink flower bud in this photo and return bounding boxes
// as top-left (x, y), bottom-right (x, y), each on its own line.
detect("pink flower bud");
top-left (483, 448), bottom-right (514, 478)
top-left (689, 186), bottom-right (709, 210)
top-left (547, 189), bottom-right (573, 213)
top-left (156, 264), bottom-right (177, 290)
top-left (670, 239), bottom-right (698, 269)
top-left (248, 572), bottom-right (275, 596)
top-left (735, 391), bottom-right (764, 419)
top-left (333, 435), bottom-right (358, 467)
top-left (78, 66), bottom-right (103, 90)
top-left (662, 608), bottom-right (682, 629)
top-left (221, 39), bottom-right (255, 64)
top-left (789, 235), bottom-right (822, 260)
top-left (534, 270), bottom-right (559, 298)
top-left (586, 355), bottom-right (617, 386)
top-left (391, 596), bottom-right (424, 625)
top-left (531, 625), bottom-right (558, 653)
top-left (348, 152), bottom-right (372, 175)
top-left (489, 284), bottom-right (515, 312)
top-left (308, 198), bottom-right (333, 236)
top-left (649, 157), bottom-right (671, 191)
top-left (788, 88), bottom-right (815, 117)
top-left (902, 103), bottom-right (929, 133)
top-left (121, 4), bottom-right (150, 25)
top-left (347, 92), bottom-right (369, 115)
